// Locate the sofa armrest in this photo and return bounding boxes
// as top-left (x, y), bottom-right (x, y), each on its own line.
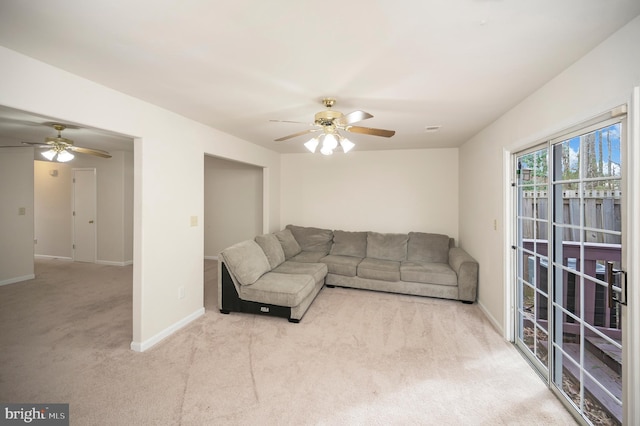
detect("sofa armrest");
top-left (448, 247), bottom-right (479, 302)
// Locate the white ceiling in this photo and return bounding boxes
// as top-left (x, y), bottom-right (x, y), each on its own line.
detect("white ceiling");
top-left (0, 0), bottom-right (639, 154)
top-left (0, 105), bottom-right (134, 153)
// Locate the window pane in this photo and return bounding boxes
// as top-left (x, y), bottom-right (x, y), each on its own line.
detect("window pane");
top-left (553, 138), bottom-right (580, 181)
top-left (584, 124), bottom-right (621, 179)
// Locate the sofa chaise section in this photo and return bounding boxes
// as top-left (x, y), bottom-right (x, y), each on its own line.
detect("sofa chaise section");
top-left (218, 235), bottom-right (326, 323)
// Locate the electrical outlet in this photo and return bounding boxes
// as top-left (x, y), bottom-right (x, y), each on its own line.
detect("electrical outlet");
top-left (178, 286), bottom-right (185, 299)
top-left (493, 219), bottom-right (497, 230)
top-left (18, 207), bottom-right (26, 216)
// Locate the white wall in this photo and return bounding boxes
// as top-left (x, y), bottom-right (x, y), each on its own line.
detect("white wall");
top-left (34, 160), bottom-right (72, 258)
top-left (0, 46), bottom-right (281, 350)
top-left (0, 148), bottom-right (34, 285)
top-left (281, 148), bottom-right (459, 238)
top-left (459, 16), bottom-right (640, 333)
top-left (123, 151), bottom-right (134, 263)
top-left (204, 155), bottom-right (263, 257)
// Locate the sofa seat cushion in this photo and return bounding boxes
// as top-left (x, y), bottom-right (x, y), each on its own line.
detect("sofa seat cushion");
top-left (407, 232), bottom-right (450, 263)
top-left (255, 233), bottom-right (286, 269)
top-left (358, 258), bottom-right (401, 282)
top-left (239, 272), bottom-right (315, 307)
top-left (221, 240), bottom-right (271, 286)
top-left (400, 261), bottom-right (457, 286)
top-left (286, 225), bottom-right (334, 254)
top-left (330, 230), bottom-right (367, 258)
top-left (273, 261), bottom-right (327, 283)
top-left (290, 251), bottom-right (328, 263)
top-left (321, 254), bottom-right (363, 277)
top-left (366, 232), bottom-right (408, 261)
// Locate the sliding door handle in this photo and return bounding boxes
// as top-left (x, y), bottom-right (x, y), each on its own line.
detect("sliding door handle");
top-left (606, 261), bottom-right (627, 308)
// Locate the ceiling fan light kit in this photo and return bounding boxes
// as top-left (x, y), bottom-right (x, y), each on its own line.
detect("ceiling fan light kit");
top-left (304, 138), bottom-right (319, 153)
top-left (272, 98), bottom-right (395, 154)
top-left (42, 147), bottom-right (75, 162)
top-left (13, 123), bottom-right (113, 162)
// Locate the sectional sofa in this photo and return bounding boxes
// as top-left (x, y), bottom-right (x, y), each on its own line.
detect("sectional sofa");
top-left (218, 225), bottom-right (479, 322)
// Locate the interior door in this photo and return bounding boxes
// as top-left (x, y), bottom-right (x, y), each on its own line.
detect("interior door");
top-left (73, 168), bottom-right (96, 263)
top-left (514, 111), bottom-right (627, 425)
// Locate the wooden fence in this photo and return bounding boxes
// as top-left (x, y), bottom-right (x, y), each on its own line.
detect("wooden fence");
top-left (521, 190), bottom-right (621, 244)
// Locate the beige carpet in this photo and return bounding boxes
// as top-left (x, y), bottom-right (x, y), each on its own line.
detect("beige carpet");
top-left (0, 259), bottom-right (576, 425)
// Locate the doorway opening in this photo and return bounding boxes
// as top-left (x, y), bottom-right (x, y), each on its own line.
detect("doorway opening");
top-left (203, 154), bottom-right (264, 311)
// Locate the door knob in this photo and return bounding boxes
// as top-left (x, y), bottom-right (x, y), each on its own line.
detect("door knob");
top-left (89, 220), bottom-right (94, 224)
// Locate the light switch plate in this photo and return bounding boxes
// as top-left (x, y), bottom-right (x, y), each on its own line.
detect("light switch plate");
top-left (190, 216), bottom-right (198, 227)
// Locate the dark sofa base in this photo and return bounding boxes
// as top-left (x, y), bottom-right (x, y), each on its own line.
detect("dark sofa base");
top-left (220, 262), bottom-right (300, 323)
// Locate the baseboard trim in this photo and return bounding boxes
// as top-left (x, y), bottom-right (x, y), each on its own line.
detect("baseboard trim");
top-left (34, 255), bottom-right (72, 261)
top-left (130, 307), bottom-right (205, 353)
top-left (96, 260), bottom-right (133, 266)
top-left (477, 299), bottom-right (505, 337)
top-left (0, 274), bottom-right (36, 286)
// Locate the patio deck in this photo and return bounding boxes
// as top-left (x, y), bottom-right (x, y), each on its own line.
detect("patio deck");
top-left (561, 339), bottom-right (622, 425)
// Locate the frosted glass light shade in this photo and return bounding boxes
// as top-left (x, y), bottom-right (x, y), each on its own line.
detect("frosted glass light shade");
top-left (41, 149), bottom-right (57, 161)
top-left (56, 150), bottom-right (74, 162)
top-left (320, 145), bottom-right (333, 155)
top-left (323, 133), bottom-right (338, 150)
top-left (304, 138), bottom-right (318, 153)
top-left (340, 138), bottom-right (355, 153)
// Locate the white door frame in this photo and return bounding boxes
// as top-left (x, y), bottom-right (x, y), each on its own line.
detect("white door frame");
top-left (625, 86), bottom-right (640, 425)
top-left (507, 97), bottom-right (639, 424)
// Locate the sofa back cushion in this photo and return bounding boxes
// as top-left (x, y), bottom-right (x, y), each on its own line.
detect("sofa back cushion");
top-left (407, 232), bottom-right (450, 263)
top-left (255, 233), bottom-right (286, 269)
top-left (330, 230), bottom-right (367, 258)
top-left (222, 240), bottom-right (271, 286)
top-left (286, 225), bottom-right (334, 253)
top-left (274, 228), bottom-right (302, 259)
top-left (366, 232), bottom-right (408, 262)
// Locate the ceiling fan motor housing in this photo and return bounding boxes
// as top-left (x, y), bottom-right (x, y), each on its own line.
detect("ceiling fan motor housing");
top-left (314, 110), bottom-right (343, 127)
top-left (45, 136), bottom-right (74, 145)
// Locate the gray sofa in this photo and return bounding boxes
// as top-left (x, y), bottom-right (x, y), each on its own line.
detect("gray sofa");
top-left (218, 225), bottom-right (478, 322)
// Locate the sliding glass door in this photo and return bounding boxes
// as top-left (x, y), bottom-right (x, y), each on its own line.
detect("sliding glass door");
top-left (514, 114), bottom-right (627, 425)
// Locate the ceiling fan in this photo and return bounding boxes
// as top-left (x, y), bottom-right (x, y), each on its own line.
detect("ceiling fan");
top-left (271, 98), bottom-right (395, 154)
top-left (4, 123), bottom-right (112, 162)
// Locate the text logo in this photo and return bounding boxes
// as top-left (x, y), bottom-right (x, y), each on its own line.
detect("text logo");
top-left (1, 404), bottom-right (69, 425)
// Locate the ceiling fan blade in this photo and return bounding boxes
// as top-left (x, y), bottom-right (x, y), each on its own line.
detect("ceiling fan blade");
top-left (274, 128), bottom-right (319, 142)
top-left (335, 110), bottom-right (373, 126)
top-left (21, 141), bottom-right (52, 148)
top-left (69, 146), bottom-right (112, 158)
top-left (270, 119), bottom-right (311, 125)
top-left (346, 126), bottom-right (396, 138)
